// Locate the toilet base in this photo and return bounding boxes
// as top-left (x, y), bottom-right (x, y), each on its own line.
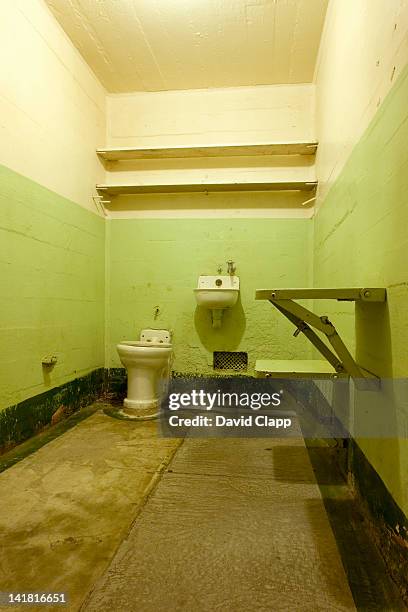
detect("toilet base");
top-left (122, 397), bottom-right (159, 419)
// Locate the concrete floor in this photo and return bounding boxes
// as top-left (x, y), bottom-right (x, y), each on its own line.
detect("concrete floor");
top-left (0, 404), bottom-right (398, 611)
top-left (0, 407), bottom-right (180, 611)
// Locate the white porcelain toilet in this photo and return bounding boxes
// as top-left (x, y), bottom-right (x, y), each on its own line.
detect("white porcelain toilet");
top-left (117, 329), bottom-right (173, 418)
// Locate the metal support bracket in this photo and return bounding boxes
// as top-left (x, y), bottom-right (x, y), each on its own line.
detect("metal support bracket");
top-left (255, 287), bottom-right (386, 389)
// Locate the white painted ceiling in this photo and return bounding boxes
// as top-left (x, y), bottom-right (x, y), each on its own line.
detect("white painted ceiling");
top-left (45, 0), bottom-right (328, 93)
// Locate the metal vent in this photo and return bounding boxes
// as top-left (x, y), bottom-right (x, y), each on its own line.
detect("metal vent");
top-left (213, 351), bottom-right (248, 371)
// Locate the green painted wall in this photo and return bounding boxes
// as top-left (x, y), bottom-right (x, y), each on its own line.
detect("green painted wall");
top-left (107, 218), bottom-right (313, 374)
top-left (1, 63), bottom-right (406, 527)
top-left (313, 65), bottom-right (408, 515)
top-left (0, 164), bottom-right (105, 411)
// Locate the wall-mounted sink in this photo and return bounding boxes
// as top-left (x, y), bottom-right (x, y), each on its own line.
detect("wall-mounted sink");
top-left (194, 275), bottom-right (240, 328)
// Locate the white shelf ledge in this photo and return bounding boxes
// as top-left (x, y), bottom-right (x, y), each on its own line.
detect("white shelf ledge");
top-left (96, 181), bottom-right (317, 196)
top-left (96, 141), bottom-right (318, 161)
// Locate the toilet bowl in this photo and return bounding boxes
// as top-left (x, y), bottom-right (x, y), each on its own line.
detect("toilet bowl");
top-left (117, 329), bottom-right (172, 418)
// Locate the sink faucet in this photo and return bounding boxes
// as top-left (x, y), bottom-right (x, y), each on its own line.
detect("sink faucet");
top-left (227, 260), bottom-right (236, 275)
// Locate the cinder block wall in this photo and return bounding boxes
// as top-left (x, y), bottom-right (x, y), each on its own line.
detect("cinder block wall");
top-left (314, 0), bottom-right (408, 519)
top-left (0, 2), bottom-right (106, 428)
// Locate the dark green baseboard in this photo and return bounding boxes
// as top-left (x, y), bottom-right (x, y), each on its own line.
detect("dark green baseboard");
top-left (0, 368), bottom-right (104, 453)
top-left (103, 368), bottom-right (256, 401)
top-left (104, 367), bottom-right (127, 400)
top-left (349, 439), bottom-right (408, 603)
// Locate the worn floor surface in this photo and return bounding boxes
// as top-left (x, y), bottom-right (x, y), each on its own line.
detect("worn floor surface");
top-left (0, 405), bottom-right (399, 611)
top-left (83, 419), bottom-right (355, 611)
top-left (0, 406), bottom-right (180, 612)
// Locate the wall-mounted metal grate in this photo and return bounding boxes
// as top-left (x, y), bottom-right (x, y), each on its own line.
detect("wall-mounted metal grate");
top-left (213, 351), bottom-right (248, 371)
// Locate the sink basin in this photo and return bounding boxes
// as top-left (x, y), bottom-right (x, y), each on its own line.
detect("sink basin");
top-left (194, 275), bottom-right (239, 328)
top-left (195, 288), bottom-right (239, 309)
top-left (194, 275), bottom-right (239, 309)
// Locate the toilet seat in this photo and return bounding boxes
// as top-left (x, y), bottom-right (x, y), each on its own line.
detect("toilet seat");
top-left (119, 340), bottom-right (172, 348)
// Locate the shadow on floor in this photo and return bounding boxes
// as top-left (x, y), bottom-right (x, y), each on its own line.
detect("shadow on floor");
top-left (270, 444), bottom-right (346, 485)
top-left (307, 445), bottom-right (406, 612)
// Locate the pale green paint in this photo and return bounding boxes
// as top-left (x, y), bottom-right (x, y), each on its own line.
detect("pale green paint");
top-left (313, 64), bottom-right (408, 515)
top-left (0, 164), bottom-right (105, 410)
top-left (1, 64), bottom-right (407, 524)
top-left (107, 218), bottom-right (313, 375)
